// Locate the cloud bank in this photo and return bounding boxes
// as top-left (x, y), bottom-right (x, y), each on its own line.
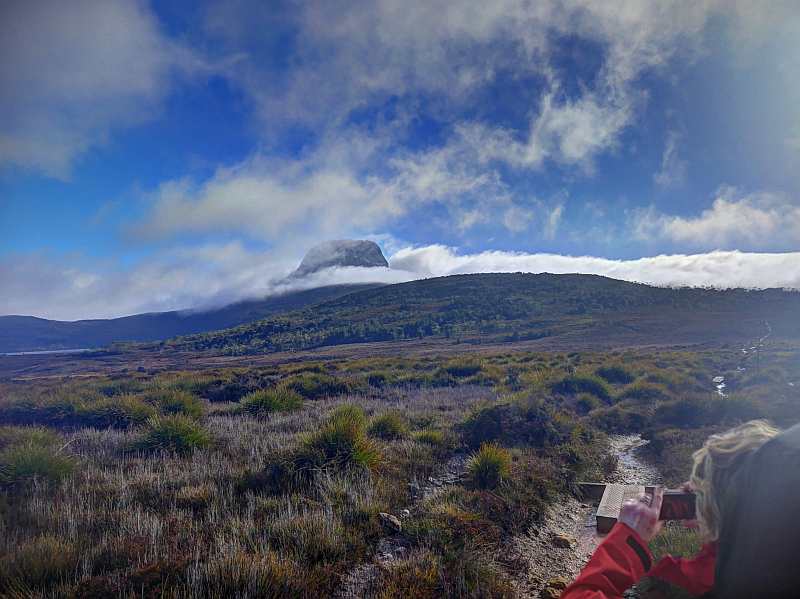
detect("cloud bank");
top-left (2, 244), bottom-right (798, 321)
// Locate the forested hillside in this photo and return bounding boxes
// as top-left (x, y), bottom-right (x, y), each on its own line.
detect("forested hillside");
top-left (170, 274), bottom-right (800, 355)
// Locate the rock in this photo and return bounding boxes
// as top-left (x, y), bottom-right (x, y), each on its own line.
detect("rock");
top-left (293, 240), bottom-right (388, 277)
top-left (378, 512), bottom-right (402, 534)
top-left (545, 577), bottom-right (570, 590)
top-left (540, 588), bottom-right (562, 599)
top-left (401, 509), bottom-right (411, 518)
top-left (552, 534), bottom-right (575, 548)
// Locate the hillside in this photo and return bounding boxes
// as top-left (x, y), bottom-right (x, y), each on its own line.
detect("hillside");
top-left (0, 284), bottom-right (383, 353)
top-left (169, 273), bottom-right (800, 355)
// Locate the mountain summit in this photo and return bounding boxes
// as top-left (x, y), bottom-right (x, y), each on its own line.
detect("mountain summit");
top-left (293, 240), bottom-right (389, 277)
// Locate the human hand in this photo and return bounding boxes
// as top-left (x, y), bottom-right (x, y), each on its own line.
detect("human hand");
top-left (618, 487), bottom-right (664, 543)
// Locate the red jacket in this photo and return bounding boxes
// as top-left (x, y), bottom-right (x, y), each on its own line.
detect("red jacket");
top-left (560, 523), bottom-right (719, 599)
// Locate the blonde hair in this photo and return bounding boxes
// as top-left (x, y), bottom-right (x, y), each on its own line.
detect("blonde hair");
top-left (690, 420), bottom-right (781, 541)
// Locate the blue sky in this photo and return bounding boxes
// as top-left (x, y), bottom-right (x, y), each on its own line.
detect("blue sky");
top-left (2, 0), bottom-right (800, 320)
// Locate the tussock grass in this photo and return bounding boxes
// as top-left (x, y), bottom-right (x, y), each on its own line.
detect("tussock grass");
top-left (465, 442), bottom-right (511, 489)
top-left (414, 429), bottom-right (444, 445)
top-left (237, 388), bottom-right (303, 416)
top-left (0, 443), bottom-right (77, 487)
top-left (0, 348), bottom-right (797, 598)
top-left (154, 389), bottom-right (207, 418)
top-left (130, 414), bottom-right (213, 454)
top-left (367, 410), bottom-right (407, 440)
top-left (0, 425), bottom-right (60, 449)
top-left (296, 405), bottom-right (381, 470)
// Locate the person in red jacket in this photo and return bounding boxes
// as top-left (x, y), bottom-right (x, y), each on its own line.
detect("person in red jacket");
top-left (561, 420), bottom-right (781, 599)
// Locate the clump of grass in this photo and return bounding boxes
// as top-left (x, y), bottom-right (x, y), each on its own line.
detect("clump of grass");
top-left (0, 426), bottom-right (60, 450)
top-left (465, 441), bottom-right (511, 490)
top-left (296, 404), bottom-right (381, 470)
top-left (0, 534), bottom-right (82, 589)
top-left (130, 415), bottom-right (213, 454)
top-left (237, 388), bottom-right (303, 417)
top-left (414, 429), bottom-right (444, 445)
top-left (595, 365), bottom-right (635, 385)
top-left (618, 379), bottom-right (669, 402)
top-left (185, 553), bottom-right (323, 598)
top-left (0, 443), bottom-right (77, 487)
top-left (154, 390), bottom-right (206, 419)
top-left (576, 393), bottom-right (600, 414)
top-left (550, 374), bottom-right (613, 402)
top-left (367, 410), bottom-right (407, 440)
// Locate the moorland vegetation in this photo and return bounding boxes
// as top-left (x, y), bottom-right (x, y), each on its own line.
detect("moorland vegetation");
top-left (0, 348), bottom-right (798, 598)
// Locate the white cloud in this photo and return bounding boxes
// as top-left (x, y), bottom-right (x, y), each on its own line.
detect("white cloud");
top-left (389, 244), bottom-right (800, 289)
top-left (0, 0), bottom-right (200, 177)
top-left (653, 131), bottom-right (687, 188)
top-left (4, 242), bottom-right (800, 320)
top-left (635, 186), bottom-right (800, 250)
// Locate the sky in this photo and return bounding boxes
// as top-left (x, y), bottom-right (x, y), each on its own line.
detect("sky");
top-left (2, 0), bottom-right (800, 321)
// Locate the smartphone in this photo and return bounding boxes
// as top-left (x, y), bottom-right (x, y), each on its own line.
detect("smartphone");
top-left (658, 490), bottom-right (696, 520)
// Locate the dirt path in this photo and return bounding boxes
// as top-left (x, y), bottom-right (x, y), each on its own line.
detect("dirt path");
top-left (510, 435), bottom-right (662, 598)
top-left (340, 437), bottom-right (662, 598)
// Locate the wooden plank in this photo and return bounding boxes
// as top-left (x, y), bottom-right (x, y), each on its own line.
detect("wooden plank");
top-left (596, 484), bottom-right (644, 534)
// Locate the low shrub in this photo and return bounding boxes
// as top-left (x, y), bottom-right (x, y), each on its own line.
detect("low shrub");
top-left (295, 405), bottom-right (381, 470)
top-left (237, 388), bottom-right (303, 417)
top-left (465, 442), bottom-right (511, 490)
top-left (367, 411), bottom-right (407, 440)
top-left (0, 443), bottom-right (77, 487)
top-left (130, 415), bottom-right (213, 454)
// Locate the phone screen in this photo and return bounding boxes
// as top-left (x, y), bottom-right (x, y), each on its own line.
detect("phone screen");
top-left (659, 491), bottom-right (696, 520)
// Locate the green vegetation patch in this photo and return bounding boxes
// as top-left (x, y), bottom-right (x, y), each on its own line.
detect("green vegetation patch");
top-left (130, 415), bottom-right (213, 454)
top-left (237, 388), bottom-right (303, 417)
top-left (465, 442), bottom-right (511, 490)
top-left (296, 405), bottom-right (381, 470)
top-left (366, 410), bottom-right (407, 440)
top-left (0, 443), bottom-right (77, 488)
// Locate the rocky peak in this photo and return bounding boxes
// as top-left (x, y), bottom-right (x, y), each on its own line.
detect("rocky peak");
top-left (293, 240), bottom-right (389, 277)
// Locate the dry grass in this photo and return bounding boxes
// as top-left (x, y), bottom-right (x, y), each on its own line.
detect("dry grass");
top-left (0, 348), bottom-right (796, 597)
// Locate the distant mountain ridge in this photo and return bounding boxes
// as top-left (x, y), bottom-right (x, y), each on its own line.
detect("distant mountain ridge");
top-left (0, 284), bottom-right (383, 353)
top-left (168, 273), bottom-right (800, 355)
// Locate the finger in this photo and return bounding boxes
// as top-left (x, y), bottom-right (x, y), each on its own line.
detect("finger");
top-left (650, 486), bottom-right (664, 514)
top-left (626, 492), bottom-right (646, 506)
top-left (683, 482), bottom-right (692, 492)
top-left (682, 519), bottom-right (700, 528)
top-left (653, 519), bottom-right (665, 536)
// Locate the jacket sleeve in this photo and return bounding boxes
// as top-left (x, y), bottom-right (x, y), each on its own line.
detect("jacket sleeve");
top-left (646, 541), bottom-right (718, 596)
top-left (560, 523), bottom-right (652, 599)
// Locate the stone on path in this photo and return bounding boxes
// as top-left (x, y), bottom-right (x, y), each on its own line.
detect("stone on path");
top-left (552, 534), bottom-right (575, 548)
